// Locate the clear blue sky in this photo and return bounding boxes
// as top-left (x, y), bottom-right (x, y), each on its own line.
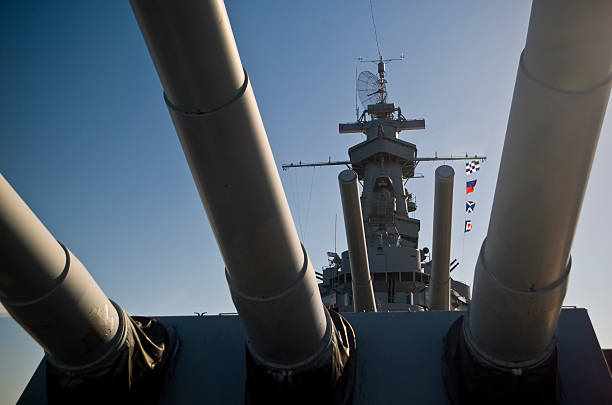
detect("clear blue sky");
top-left (1, 1), bottom-right (611, 403)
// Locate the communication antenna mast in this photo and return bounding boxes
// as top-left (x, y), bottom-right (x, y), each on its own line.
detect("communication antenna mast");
top-left (281, 0), bottom-right (487, 173)
top-left (356, 1), bottom-right (405, 107)
top-left (368, 0), bottom-right (382, 59)
top-left (354, 53), bottom-right (404, 109)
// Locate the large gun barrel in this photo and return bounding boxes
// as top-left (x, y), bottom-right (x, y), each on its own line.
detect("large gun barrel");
top-left (129, 0), bottom-right (333, 371)
top-left (468, 0), bottom-right (612, 366)
top-left (443, 0), bottom-right (612, 402)
top-left (0, 174), bottom-right (121, 368)
top-left (1, 173), bottom-right (175, 400)
top-left (338, 169), bottom-right (376, 312)
top-left (429, 165), bottom-right (454, 311)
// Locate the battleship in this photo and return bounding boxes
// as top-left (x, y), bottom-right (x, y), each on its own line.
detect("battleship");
top-left (2, 0), bottom-right (612, 404)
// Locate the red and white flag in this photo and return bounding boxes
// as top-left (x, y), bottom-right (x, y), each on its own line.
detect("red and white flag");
top-left (464, 220), bottom-right (473, 233)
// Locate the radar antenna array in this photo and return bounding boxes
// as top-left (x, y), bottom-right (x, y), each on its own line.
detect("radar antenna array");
top-left (354, 53), bottom-right (404, 108)
top-left (357, 70), bottom-right (385, 107)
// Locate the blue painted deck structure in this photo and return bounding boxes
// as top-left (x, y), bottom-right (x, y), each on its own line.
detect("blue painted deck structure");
top-left (18, 308), bottom-right (612, 404)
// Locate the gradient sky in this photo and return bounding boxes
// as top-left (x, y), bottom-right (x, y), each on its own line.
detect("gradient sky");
top-left (1, 1), bottom-right (611, 403)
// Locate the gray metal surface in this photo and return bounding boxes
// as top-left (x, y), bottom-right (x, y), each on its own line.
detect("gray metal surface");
top-left (430, 165), bottom-right (454, 310)
top-left (129, 0), bottom-right (244, 112)
top-left (18, 309), bottom-right (612, 404)
top-left (468, 0), bottom-right (612, 365)
top-left (130, 0), bottom-right (329, 367)
top-left (0, 176), bottom-right (65, 299)
top-left (338, 170), bottom-right (376, 312)
top-left (0, 175), bottom-right (120, 368)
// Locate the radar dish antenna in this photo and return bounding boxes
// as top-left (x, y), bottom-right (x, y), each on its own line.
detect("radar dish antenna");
top-left (357, 70), bottom-right (386, 107)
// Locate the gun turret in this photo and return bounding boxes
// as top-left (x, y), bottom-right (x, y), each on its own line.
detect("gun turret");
top-left (7, 1), bottom-right (612, 403)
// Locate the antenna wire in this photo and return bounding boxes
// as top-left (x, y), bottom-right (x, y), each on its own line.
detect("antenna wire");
top-left (369, 0), bottom-right (382, 59)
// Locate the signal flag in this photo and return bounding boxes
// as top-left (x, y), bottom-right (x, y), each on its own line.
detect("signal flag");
top-left (465, 220), bottom-right (473, 233)
top-left (466, 180), bottom-right (477, 194)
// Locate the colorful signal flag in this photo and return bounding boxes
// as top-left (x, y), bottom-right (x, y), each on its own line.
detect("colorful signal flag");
top-left (466, 200), bottom-right (476, 213)
top-left (466, 160), bottom-right (481, 175)
top-left (466, 179), bottom-right (477, 194)
top-left (465, 220), bottom-right (473, 233)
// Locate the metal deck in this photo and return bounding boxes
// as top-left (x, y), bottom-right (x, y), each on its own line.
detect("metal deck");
top-left (18, 308), bottom-right (612, 404)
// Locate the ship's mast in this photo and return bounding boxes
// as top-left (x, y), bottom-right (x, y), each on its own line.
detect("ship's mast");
top-left (285, 55), bottom-right (484, 311)
top-left (283, 1), bottom-right (485, 311)
top-left (339, 59), bottom-right (425, 279)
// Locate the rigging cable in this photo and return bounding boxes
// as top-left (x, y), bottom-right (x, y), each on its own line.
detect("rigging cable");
top-left (369, 0), bottom-right (382, 59)
top-left (334, 213), bottom-right (338, 253)
top-left (460, 162), bottom-right (468, 275)
top-left (355, 64), bottom-right (359, 120)
top-left (304, 166), bottom-right (317, 246)
top-left (287, 169), bottom-right (303, 241)
top-left (293, 170), bottom-right (303, 240)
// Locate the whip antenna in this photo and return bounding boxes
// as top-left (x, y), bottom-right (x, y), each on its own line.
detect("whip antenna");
top-left (369, 0), bottom-right (382, 59)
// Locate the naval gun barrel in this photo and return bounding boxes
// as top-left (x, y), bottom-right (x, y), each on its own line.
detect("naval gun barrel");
top-left (430, 165), bottom-right (454, 311)
top-left (130, 0), bottom-right (330, 368)
top-left (0, 174), bottom-right (121, 368)
top-left (467, 0), bottom-right (612, 366)
top-left (338, 170), bottom-right (377, 312)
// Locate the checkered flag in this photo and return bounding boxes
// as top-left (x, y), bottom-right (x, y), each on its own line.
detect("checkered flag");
top-left (466, 160), bottom-right (481, 175)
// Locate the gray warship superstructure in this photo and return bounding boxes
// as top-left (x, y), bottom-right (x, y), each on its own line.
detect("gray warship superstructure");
top-left (305, 59), bottom-right (474, 312)
top-left (3, 1), bottom-right (612, 404)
